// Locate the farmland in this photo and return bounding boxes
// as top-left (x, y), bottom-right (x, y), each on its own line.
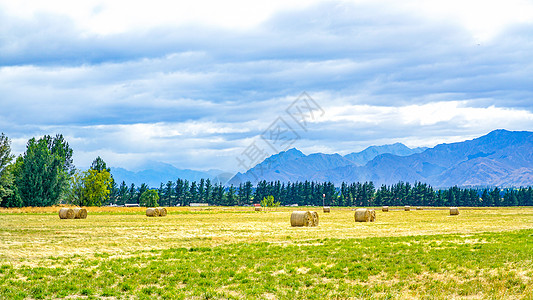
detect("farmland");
top-left (0, 207), bottom-right (532, 299)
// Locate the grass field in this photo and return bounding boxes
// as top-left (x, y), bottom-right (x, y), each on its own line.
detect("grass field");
top-left (0, 206), bottom-right (532, 299)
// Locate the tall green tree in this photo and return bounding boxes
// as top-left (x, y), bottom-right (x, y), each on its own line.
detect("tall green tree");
top-left (188, 181), bottom-right (198, 204)
top-left (0, 133), bottom-right (21, 207)
top-left (68, 170), bottom-right (84, 205)
top-left (204, 178), bottom-right (212, 204)
top-left (237, 181), bottom-right (253, 205)
top-left (108, 180), bottom-right (119, 205)
top-left (90, 156), bottom-right (110, 172)
top-left (225, 185), bottom-right (237, 206)
top-left (0, 133), bottom-right (13, 176)
top-left (490, 188), bottom-right (501, 206)
top-left (117, 181), bottom-right (129, 205)
top-left (138, 183), bottom-right (149, 204)
top-left (78, 169), bottom-right (113, 206)
top-left (163, 181), bottom-right (175, 206)
top-left (68, 157), bottom-right (114, 207)
top-left (14, 135), bottom-right (74, 206)
top-left (127, 183), bottom-right (137, 204)
top-left (139, 189), bottom-right (159, 207)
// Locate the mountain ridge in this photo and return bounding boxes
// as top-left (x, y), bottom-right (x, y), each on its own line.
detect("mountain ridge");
top-left (229, 129), bottom-right (533, 187)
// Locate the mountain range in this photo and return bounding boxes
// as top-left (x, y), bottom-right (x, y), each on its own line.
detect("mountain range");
top-left (229, 129), bottom-right (533, 187)
top-left (111, 161), bottom-right (233, 187)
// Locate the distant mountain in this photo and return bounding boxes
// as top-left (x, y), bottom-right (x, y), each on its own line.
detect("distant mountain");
top-left (344, 143), bottom-right (427, 166)
top-left (230, 148), bottom-right (354, 184)
top-left (228, 130), bottom-right (533, 187)
top-left (229, 142), bottom-right (426, 185)
top-left (111, 162), bottom-right (231, 187)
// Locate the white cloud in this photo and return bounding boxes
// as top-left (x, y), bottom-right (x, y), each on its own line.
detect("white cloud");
top-left (403, 0), bottom-right (533, 42)
top-left (0, 0), bottom-right (322, 34)
top-left (1, 0), bottom-right (533, 173)
top-left (3, 0), bottom-right (533, 39)
top-left (324, 100), bottom-right (533, 128)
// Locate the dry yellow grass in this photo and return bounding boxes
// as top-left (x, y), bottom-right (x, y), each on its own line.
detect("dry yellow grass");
top-left (1, 206), bottom-right (532, 266)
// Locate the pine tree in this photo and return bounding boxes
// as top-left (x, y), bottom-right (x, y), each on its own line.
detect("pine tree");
top-left (117, 181), bottom-right (128, 205)
top-left (225, 185), bottom-right (237, 206)
top-left (198, 179), bottom-right (205, 203)
top-left (481, 189), bottom-right (490, 207)
top-left (127, 183), bottom-right (136, 204)
top-left (138, 183), bottom-right (149, 204)
top-left (490, 188), bottom-right (501, 206)
top-left (204, 179), bottom-right (212, 204)
top-left (188, 181), bottom-right (198, 204)
top-left (164, 181), bottom-right (175, 206)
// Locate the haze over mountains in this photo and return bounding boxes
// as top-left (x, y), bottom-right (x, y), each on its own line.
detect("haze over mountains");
top-left (229, 130), bottom-right (533, 187)
top-left (344, 143), bottom-right (427, 166)
top-left (112, 143), bottom-right (428, 187)
top-left (111, 130), bottom-right (532, 188)
top-left (111, 161), bottom-right (233, 187)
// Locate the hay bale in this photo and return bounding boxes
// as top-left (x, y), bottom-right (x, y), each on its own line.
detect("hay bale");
top-left (354, 208), bottom-right (372, 222)
top-left (72, 208), bottom-right (87, 219)
top-left (58, 208), bottom-right (75, 219)
top-left (382, 206), bottom-right (389, 212)
top-left (290, 211), bottom-right (312, 227)
top-left (369, 209), bottom-right (376, 222)
top-left (404, 205), bottom-right (411, 211)
top-left (146, 207), bottom-right (160, 217)
top-left (323, 206), bottom-right (330, 213)
top-left (310, 211), bottom-right (319, 226)
top-left (450, 207), bottom-right (459, 215)
top-left (255, 207), bottom-right (262, 211)
top-left (416, 207), bottom-right (423, 210)
top-left (157, 207), bottom-right (167, 217)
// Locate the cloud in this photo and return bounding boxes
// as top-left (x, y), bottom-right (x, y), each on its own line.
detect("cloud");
top-left (1, 1), bottom-right (533, 173)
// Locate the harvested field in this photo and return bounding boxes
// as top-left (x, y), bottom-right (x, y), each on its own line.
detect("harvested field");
top-left (1, 206), bottom-right (532, 299)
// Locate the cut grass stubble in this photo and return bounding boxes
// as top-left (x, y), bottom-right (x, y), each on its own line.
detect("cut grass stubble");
top-left (0, 207), bottom-right (532, 299)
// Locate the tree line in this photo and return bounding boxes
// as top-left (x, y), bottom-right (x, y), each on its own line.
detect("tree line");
top-left (105, 179), bottom-right (533, 208)
top-left (1, 133), bottom-right (532, 208)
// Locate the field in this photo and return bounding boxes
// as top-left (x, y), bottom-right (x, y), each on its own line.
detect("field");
top-left (0, 206), bottom-right (532, 299)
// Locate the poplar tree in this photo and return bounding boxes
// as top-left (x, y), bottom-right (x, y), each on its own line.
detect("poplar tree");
top-left (14, 134), bottom-right (74, 206)
top-left (0, 133), bottom-right (20, 207)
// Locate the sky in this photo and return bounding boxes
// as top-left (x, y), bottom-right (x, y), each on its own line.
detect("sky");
top-left (1, 0), bottom-right (533, 173)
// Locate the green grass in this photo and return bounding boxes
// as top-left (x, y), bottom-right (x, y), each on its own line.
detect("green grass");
top-left (0, 207), bottom-right (532, 299)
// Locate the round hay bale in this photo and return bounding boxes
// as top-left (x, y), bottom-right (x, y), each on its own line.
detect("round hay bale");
top-left (146, 207), bottom-right (160, 217)
top-left (450, 207), bottom-right (459, 215)
top-left (416, 207), bottom-right (423, 210)
top-left (58, 208), bottom-right (75, 219)
top-left (382, 206), bottom-right (389, 212)
top-left (310, 211), bottom-right (319, 227)
top-left (369, 209), bottom-right (376, 222)
top-left (323, 206), bottom-right (330, 213)
top-left (354, 208), bottom-right (371, 222)
top-left (72, 208), bottom-right (87, 219)
top-left (291, 211), bottom-right (312, 227)
top-left (157, 207), bottom-right (167, 217)
top-left (404, 205), bottom-right (411, 211)
top-left (255, 207), bottom-right (262, 211)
